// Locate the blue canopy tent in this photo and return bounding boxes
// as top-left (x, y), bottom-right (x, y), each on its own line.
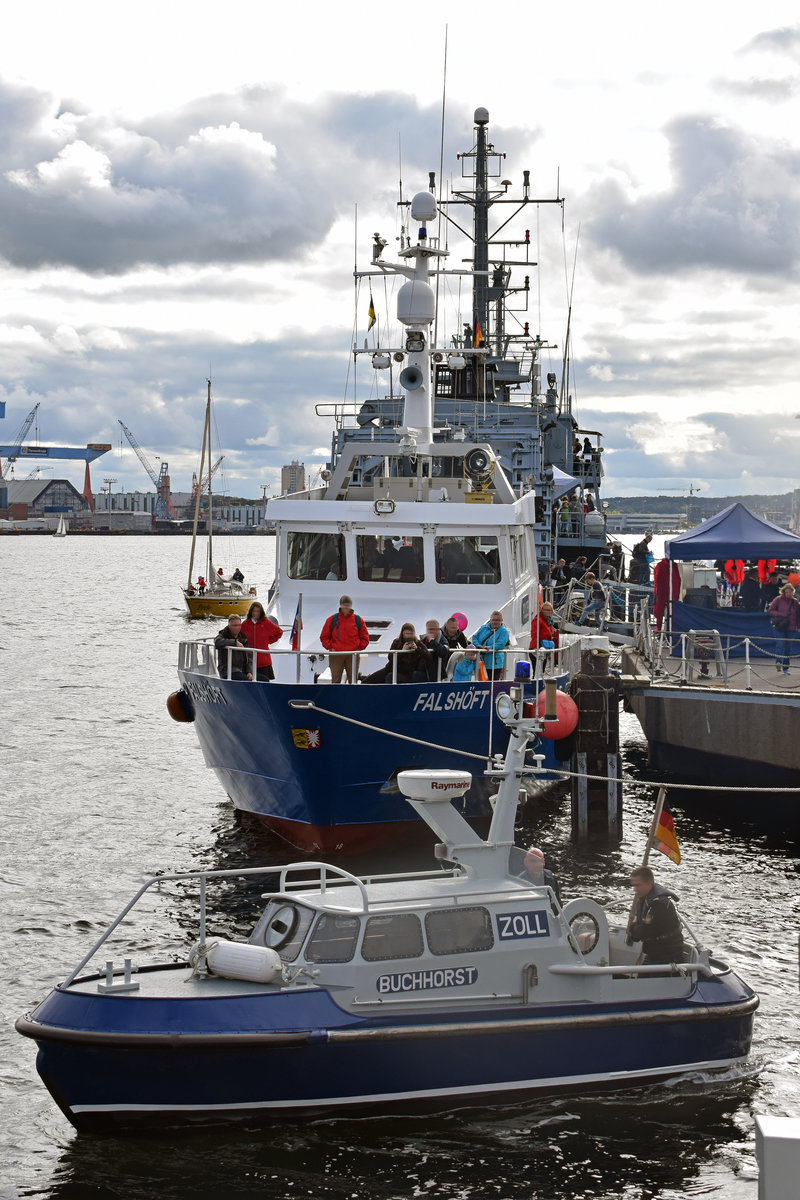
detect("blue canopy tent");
top-left (664, 502), bottom-right (800, 560)
top-left (663, 503), bottom-right (800, 658)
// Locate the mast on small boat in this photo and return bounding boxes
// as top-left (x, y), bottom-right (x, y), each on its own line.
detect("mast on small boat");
top-left (187, 381), bottom-right (212, 590)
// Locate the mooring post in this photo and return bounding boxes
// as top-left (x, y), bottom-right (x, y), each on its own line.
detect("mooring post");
top-left (568, 646), bottom-right (623, 841)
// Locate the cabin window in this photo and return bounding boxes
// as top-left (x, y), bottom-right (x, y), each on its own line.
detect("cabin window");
top-left (252, 901), bottom-right (314, 963)
top-left (361, 913), bottom-right (424, 962)
top-left (305, 913), bottom-right (360, 963)
top-left (425, 906), bottom-right (494, 955)
top-left (511, 534), bottom-right (527, 581)
top-left (356, 535), bottom-right (424, 583)
top-left (287, 532), bottom-right (345, 581)
top-left (434, 536), bottom-right (502, 585)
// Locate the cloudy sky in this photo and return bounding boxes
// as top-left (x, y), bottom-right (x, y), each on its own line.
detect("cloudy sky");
top-left (1, 1), bottom-right (799, 500)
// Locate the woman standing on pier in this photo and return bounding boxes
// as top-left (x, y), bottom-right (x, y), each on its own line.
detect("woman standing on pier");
top-left (767, 583), bottom-right (799, 674)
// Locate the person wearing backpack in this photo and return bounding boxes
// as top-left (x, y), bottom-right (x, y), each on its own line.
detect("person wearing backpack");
top-left (320, 595), bottom-right (370, 683)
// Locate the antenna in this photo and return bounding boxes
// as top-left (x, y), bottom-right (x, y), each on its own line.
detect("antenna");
top-left (433, 24), bottom-right (449, 347)
top-left (559, 224), bottom-right (581, 412)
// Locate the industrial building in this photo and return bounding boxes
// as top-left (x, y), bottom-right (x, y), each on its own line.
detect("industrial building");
top-left (2, 479), bottom-right (89, 525)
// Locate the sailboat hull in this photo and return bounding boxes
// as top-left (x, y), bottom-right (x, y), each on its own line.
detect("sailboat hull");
top-left (183, 591), bottom-right (253, 618)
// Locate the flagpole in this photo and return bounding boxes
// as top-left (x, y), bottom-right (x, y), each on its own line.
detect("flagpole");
top-left (641, 786), bottom-right (667, 867)
top-left (295, 592), bottom-right (303, 683)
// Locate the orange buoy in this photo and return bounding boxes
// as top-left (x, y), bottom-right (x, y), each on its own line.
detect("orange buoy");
top-left (533, 688), bottom-right (579, 740)
top-left (167, 690), bottom-right (195, 723)
top-left (787, 572), bottom-right (800, 587)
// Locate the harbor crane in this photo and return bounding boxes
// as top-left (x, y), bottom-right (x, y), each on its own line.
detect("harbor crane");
top-left (665, 484), bottom-right (704, 496)
top-left (191, 455), bottom-right (224, 501)
top-left (1, 403), bottom-right (40, 477)
top-left (117, 420), bottom-right (176, 520)
top-left (0, 402), bottom-right (111, 508)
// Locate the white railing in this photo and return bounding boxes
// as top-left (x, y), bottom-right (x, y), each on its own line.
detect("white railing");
top-left (178, 638), bottom-right (574, 686)
top-left (642, 625), bottom-right (796, 691)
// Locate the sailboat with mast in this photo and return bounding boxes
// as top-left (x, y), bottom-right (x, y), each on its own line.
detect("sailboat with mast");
top-left (182, 381), bottom-right (256, 618)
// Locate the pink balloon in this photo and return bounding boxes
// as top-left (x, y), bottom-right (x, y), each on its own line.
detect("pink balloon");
top-left (452, 612), bottom-right (468, 631)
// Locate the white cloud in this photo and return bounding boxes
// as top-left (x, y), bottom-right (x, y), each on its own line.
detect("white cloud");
top-left (1, 12), bottom-right (800, 499)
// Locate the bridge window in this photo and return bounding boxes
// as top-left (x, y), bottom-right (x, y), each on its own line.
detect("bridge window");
top-left (434, 536), bottom-right (501, 585)
top-left (305, 913), bottom-right (360, 963)
top-left (361, 913), bottom-right (424, 961)
top-left (425, 906), bottom-right (494, 956)
top-left (357, 535), bottom-right (424, 583)
top-left (287, 532), bottom-right (345, 581)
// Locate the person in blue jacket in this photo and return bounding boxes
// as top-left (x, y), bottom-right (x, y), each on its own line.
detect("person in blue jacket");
top-left (449, 646), bottom-right (479, 682)
top-left (471, 610), bottom-right (510, 680)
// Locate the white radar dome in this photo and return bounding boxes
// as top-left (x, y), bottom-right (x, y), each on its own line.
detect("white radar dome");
top-left (411, 191), bottom-right (438, 223)
top-left (474, 107), bottom-right (489, 125)
top-left (398, 769), bottom-right (472, 802)
top-left (397, 279), bottom-right (435, 326)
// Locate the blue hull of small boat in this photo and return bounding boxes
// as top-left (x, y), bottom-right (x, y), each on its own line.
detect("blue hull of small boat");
top-left (20, 970), bottom-right (757, 1132)
top-left (175, 676), bottom-right (567, 852)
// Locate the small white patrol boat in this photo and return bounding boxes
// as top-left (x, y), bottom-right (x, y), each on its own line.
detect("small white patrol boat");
top-left (18, 689), bottom-right (757, 1132)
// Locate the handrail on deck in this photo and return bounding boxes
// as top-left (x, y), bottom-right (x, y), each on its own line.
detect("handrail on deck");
top-left (179, 636), bottom-right (580, 685)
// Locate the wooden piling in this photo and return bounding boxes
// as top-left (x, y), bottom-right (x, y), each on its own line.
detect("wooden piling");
top-left (567, 647), bottom-right (623, 841)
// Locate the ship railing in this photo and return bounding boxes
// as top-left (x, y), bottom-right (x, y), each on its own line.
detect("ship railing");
top-left (551, 577), bottom-right (653, 628)
top-left (60, 864), bottom-right (310, 987)
top-left (178, 638), bottom-right (577, 685)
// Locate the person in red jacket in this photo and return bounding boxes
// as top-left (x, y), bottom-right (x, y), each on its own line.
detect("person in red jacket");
top-left (320, 594), bottom-right (370, 683)
top-left (529, 601), bottom-right (559, 666)
top-left (240, 601), bottom-right (283, 682)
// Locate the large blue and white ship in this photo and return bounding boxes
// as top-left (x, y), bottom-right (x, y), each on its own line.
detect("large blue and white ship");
top-left (174, 110), bottom-right (606, 854)
top-left (18, 692), bottom-right (757, 1132)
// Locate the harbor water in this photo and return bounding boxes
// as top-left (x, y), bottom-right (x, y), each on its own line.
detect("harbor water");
top-left (2, 535), bottom-right (798, 1199)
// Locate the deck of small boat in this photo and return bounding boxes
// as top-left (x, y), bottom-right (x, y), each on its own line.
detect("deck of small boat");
top-left (67, 965), bottom-right (276, 999)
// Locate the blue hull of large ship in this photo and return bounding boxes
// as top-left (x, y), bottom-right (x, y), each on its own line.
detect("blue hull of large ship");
top-left (23, 972), bottom-right (756, 1133)
top-left (176, 674), bottom-right (567, 852)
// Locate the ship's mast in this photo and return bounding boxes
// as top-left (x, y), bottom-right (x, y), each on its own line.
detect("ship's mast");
top-left (473, 110), bottom-right (490, 351)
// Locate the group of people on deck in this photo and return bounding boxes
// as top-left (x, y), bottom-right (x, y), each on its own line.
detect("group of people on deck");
top-left (213, 595), bottom-right (515, 685)
top-left (320, 597), bottom-right (512, 685)
top-left (188, 567), bottom-right (245, 597)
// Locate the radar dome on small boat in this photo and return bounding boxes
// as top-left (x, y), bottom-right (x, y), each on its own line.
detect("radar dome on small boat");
top-left (397, 770), bottom-right (472, 802)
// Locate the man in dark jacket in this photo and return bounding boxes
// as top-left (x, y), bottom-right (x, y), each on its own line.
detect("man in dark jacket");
top-left (630, 534), bottom-right (653, 584)
top-left (739, 569), bottom-right (761, 611)
top-left (626, 866), bottom-right (683, 964)
top-left (214, 615), bottom-right (252, 681)
top-left (421, 619), bottom-right (451, 681)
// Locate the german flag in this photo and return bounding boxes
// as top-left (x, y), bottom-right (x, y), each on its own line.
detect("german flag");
top-left (290, 600), bottom-right (302, 651)
top-left (655, 808), bottom-right (681, 864)
top-left (473, 317), bottom-right (484, 347)
top-left (367, 291), bottom-right (376, 332)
